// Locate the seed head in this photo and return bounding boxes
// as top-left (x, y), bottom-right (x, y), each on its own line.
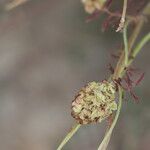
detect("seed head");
top-left (71, 80), bottom-right (117, 124)
top-left (81, 0), bottom-right (107, 14)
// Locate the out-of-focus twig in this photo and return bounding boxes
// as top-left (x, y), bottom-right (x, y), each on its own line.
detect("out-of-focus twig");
top-left (5, 0), bottom-right (29, 11)
top-left (143, 2), bottom-right (150, 15)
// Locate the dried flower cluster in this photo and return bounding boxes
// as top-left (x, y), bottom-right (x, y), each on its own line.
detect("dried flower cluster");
top-left (71, 81), bottom-right (117, 124)
top-left (81, 0), bottom-right (107, 14)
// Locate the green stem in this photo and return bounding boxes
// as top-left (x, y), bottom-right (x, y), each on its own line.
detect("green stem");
top-left (128, 19), bottom-right (144, 52)
top-left (113, 18), bottom-right (144, 79)
top-left (97, 87), bottom-right (123, 150)
top-left (128, 32), bottom-right (150, 65)
top-left (57, 123), bottom-right (81, 150)
top-left (123, 22), bottom-right (128, 66)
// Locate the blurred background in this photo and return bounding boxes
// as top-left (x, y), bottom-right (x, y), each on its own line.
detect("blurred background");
top-left (0, 0), bottom-right (149, 150)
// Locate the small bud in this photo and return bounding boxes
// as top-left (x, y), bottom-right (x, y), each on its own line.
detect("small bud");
top-left (71, 80), bottom-right (117, 124)
top-left (81, 0), bottom-right (107, 14)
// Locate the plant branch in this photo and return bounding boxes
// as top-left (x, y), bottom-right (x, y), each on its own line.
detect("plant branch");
top-left (116, 0), bottom-right (128, 32)
top-left (57, 123), bottom-right (81, 150)
top-left (128, 32), bottom-right (150, 65)
top-left (98, 9), bottom-right (148, 150)
top-left (113, 18), bottom-right (145, 79)
top-left (123, 22), bottom-right (129, 66)
top-left (57, 2), bottom-right (150, 150)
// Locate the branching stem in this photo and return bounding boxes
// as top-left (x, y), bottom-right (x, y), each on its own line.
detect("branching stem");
top-left (98, 5), bottom-right (150, 149)
top-left (57, 2), bottom-right (150, 150)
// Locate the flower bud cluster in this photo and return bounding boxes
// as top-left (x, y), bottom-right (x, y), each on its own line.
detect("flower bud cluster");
top-left (71, 81), bottom-right (117, 124)
top-left (81, 0), bottom-right (106, 14)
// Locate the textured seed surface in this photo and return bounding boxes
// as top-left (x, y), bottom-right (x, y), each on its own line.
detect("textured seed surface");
top-left (71, 81), bottom-right (117, 124)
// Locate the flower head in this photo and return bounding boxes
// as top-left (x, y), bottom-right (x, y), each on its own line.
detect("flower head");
top-left (81, 0), bottom-right (107, 14)
top-left (71, 80), bottom-right (117, 124)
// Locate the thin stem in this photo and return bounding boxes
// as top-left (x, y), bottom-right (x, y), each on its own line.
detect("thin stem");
top-left (128, 32), bottom-right (150, 65)
top-left (113, 18), bottom-right (144, 79)
top-left (123, 22), bottom-right (128, 66)
top-left (97, 87), bottom-right (123, 150)
top-left (57, 123), bottom-right (81, 150)
top-left (116, 0), bottom-right (128, 32)
top-left (128, 19), bottom-right (144, 51)
top-left (122, 0), bottom-right (128, 23)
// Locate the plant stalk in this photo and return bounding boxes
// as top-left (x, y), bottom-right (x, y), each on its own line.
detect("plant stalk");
top-left (128, 32), bottom-right (150, 65)
top-left (57, 123), bottom-right (81, 150)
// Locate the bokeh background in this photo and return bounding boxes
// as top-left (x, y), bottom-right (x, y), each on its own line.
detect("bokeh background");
top-left (0, 0), bottom-right (150, 150)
